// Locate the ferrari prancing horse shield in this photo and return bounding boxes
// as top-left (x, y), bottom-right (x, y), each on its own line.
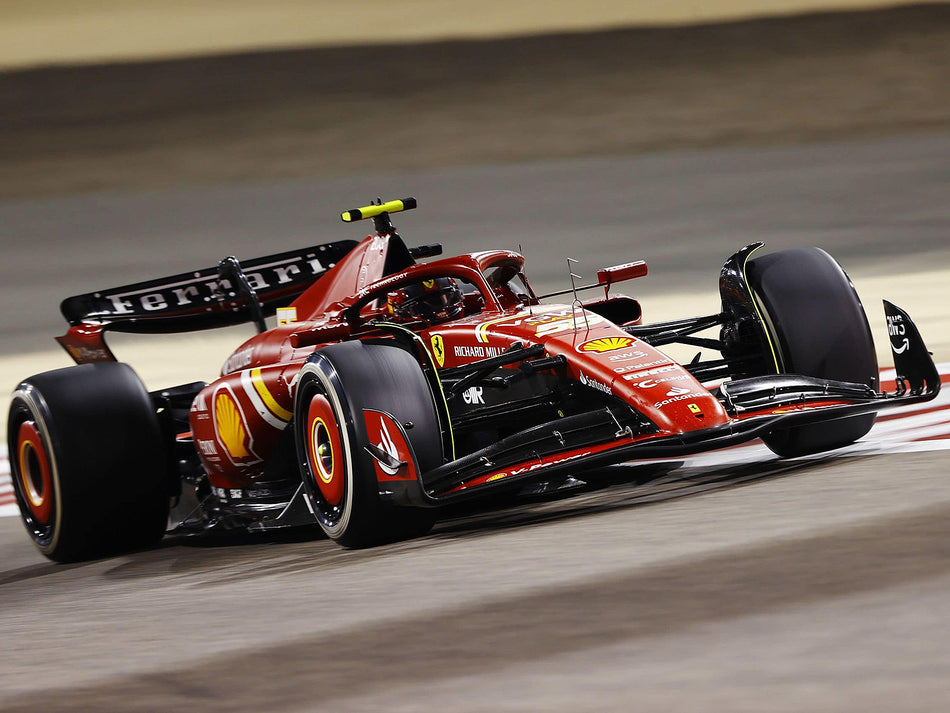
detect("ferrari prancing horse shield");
top-left (430, 334), bottom-right (445, 367)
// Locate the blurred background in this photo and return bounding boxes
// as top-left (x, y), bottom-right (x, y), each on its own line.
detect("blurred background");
top-left (2, 5), bottom-right (950, 711)
top-left (1, 0), bottom-right (948, 392)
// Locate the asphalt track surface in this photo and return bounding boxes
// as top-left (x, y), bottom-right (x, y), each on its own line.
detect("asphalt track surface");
top-left (1, 135), bottom-right (950, 711)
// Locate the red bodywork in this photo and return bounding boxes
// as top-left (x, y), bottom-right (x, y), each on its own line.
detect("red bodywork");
top-left (186, 231), bottom-right (729, 492)
top-left (20, 201), bottom-right (939, 560)
top-left (56, 223), bottom-right (925, 507)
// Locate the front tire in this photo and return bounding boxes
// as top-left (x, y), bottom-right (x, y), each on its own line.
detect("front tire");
top-left (7, 362), bottom-right (170, 562)
top-left (294, 341), bottom-right (441, 547)
top-left (746, 247), bottom-right (878, 457)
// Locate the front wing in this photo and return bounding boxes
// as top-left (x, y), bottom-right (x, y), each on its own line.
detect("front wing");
top-left (383, 300), bottom-right (940, 505)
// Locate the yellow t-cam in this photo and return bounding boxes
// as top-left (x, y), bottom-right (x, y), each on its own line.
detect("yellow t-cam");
top-left (341, 197), bottom-right (417, 223)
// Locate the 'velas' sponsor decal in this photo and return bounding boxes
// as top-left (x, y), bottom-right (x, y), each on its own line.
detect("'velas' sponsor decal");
top-left (430, 334), bottom-right (446, 367)
top-left (577, 336), bottom-right (634, 353)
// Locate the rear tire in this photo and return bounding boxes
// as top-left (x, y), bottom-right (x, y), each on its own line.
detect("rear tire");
top-left (746, 247), bottom-right (878, 457)
top-left (294, 341), bottom-right (440, 548)
top-left (7, 362), bottom-right (170, 562)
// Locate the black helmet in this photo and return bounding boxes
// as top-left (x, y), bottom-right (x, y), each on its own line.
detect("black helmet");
top-left (386, 277), bottom-right (463, 326)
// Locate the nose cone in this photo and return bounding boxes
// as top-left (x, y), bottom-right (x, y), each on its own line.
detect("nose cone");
top-left (548, 330), bottom-right (730, 433)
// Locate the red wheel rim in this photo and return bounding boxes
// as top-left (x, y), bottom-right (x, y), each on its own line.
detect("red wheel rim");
top-left (306, 394), bottom-right (344, 506)
top-left (16, 421), bottom-right (53, 524)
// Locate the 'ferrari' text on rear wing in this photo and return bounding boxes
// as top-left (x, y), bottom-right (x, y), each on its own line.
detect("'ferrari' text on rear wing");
top-left (56, 240), bottom-right (357, 363)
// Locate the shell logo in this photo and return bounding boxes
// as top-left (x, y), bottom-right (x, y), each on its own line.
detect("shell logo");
top-left (215, 391), bottom-right (250, 459)
top-left (578, 336), bottom-right (635, 353)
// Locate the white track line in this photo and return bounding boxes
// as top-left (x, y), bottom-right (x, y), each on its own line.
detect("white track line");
top-left (1, 364), bottom-right (948, 517)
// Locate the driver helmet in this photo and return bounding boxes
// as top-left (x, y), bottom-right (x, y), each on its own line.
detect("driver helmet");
top-left (387, 277), bottom-right (463, 326)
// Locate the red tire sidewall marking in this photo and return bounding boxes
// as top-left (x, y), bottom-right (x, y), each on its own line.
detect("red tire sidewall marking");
top-left (16, 420), bottom-right (54, 524)
top-left (306, 394), bottom-right (345, 506)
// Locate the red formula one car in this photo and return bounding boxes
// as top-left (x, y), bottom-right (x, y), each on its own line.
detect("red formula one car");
top-left (8, 198), bottom-right (941, 561)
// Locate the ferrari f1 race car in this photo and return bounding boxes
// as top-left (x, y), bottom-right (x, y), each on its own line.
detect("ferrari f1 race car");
top-left (8, 198), bottom-right (941, 561)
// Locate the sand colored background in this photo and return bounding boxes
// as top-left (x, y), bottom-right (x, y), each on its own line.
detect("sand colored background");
top-left (0, 0), bottom-right (944, 69)
top-left (2, 5), bottom-right (948, 199)
top-left (2, 6), bottom-right (950, 709)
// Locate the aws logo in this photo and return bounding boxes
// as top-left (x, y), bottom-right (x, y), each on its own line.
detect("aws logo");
top-left (578, 336), bottom-right (634, 353)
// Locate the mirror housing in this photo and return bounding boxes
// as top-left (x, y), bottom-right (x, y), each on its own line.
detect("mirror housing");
top-left (596, 260), bottom-right (648, 288)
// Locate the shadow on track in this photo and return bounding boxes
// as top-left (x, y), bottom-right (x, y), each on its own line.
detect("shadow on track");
top-left (4, 483), bottom-right (948, 712)
top-left (1, 451), bottom-right (830, 588)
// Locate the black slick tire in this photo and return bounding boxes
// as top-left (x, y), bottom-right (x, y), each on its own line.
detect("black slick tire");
top-left (746, 247), bottom-right (879, 457)
top-left (294, 341), bottom-right (440, 548)
top-left (7, 362), bottom-right (170, 562)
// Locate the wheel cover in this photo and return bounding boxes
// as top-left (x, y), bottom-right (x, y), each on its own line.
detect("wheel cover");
top-left (306, 393), bottom-right (345, 507)
top-left (16, 420), bottom-right (54, 525)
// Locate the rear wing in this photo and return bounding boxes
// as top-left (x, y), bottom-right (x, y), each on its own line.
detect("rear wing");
top-left (56, 240), bottom-right (357, 363)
